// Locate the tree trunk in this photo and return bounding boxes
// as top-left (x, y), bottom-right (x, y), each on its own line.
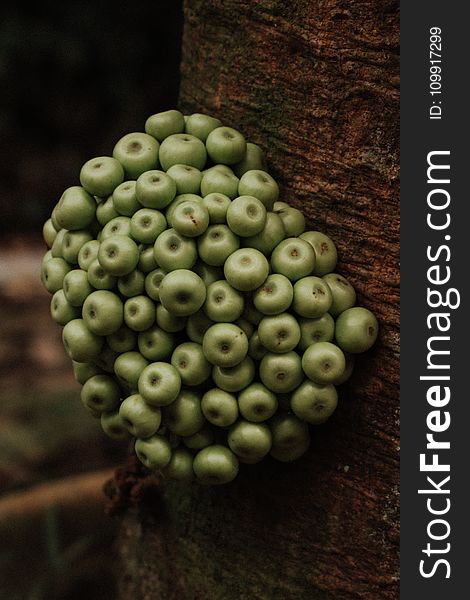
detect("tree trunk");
top-left (112, 1), bottom-right (399, 598)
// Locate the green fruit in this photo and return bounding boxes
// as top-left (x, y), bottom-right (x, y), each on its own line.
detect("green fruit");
top-left (159, 269), bottom-right (206, 317)
top-left (80, 374), bottom-right (121, 413)
top-left (273, 203), bottom-right (305, 237)
top-left (291, 380), bottom-right (338, 424)
top-left (62, 319), bottom-right (103, 362)
top-left (322, 273), bottom-right (357, 317)
top-left (144, 268), bottom-right (167, 301)
top-left (50, 289), bottom-right (80, 325)
top-left (87, 258), bottom-right (117, 290)
top-left (300, 231), bottom-right (338, 276)
top-left (202, 323), bottom-right (249, 367)
top-left (234, 317), bottom-right (254, 339)
top-left (183, 426), bottom-right (215, 450)
top-left (106, 325), bottom-right (137, 353)
top-left (78, 240), bottom-right (100, 271)
top-left (96, 197), bottom-right (119, 226)
top-left (259, 351), bottom-right (303, 393)
top-left (192, 445), bottom-right (239, 484)
top-left (159, 133), bottom-right (207, 171)
top-left (156, 304), bottom-right (187, 333)
top-left (43, 219), bottom-right (57, 248)
top-left (201, 168), bottom-right (239, 199)
top-left (186, 310), bottom-right (215, 344)
top-left (228, 420), bottom-right (272, 463)
top-left (136, 170), bottom-right (177, 209)
top-left (233, 142), bottom-right (265, 177)
top-left (82, 290), bottom-right (123, 335)
top-left (302, 341), bottom-right (346, 384)
top-left (333, 353), bottom-right (355, 384)
top-left (270, 237), bottom-right (315, 282)
top-left (72, 361), bottom-right (103, 385)
top-left (197, 224), bottom-right (240, 266)
top-left (292, 276), bottom-right (333, 318)
top-left (101, 410), bottom-right (130, 440)
top-left (124, 295), bottom-right (156, 331)
top-left (93, 343), bottom-right (119, 373)
top-left (248, 330), bottom-right (267, 361)
top-left (101, 216), bottom-right (132, 240)
top-left (63, 269), bottom-right (93, 306)
top-left (50, 228), bottom-right (66, 258)
top-left (241, 211), bottom-right (286, 256)
top-left (164, 390), bottom-right (205, 437)
top-left (145, 109), bottom-right (185, 141)
top-left (202, 193), bottom-right (231, 224)
top-left (162, 447), bottom-right (194, 481)
top-left (62, 230), bottom-right (93, 264)
top-left (224, 248), bottom-right (269, 292)
top-left (114, 351), bottom-right (149, 392)
top-left (193, 262), bottom-right (224, 288)
top-left (269, 413), bottom-right (310, 462)
top-left (112, 132), bottom-right (160, 179)
top-left (119, 393), bottom-right (161, 438)
top-left (56, 186), bottom-right (96, 230)
top-left (138, 362), bottom-right (181, 407)
top-left (334, 307), bottom-right (379, 353)
top-left (171, 342), bottom-right (211, 386)
top-left (166, 164), bottom-right (202, 195)
top-left (135, 435), bottom-right (172, 470)
top-left (253, 273), bottom-right (293, 315)
top-left (165, 193), bottom-right (204, 227)
top-left (204, 280), bottom-right (244, 323)
top-left (41, 257), bottom-right (71, 293)
top-left (138, 245), bottom-right (159, 273)
top-left (206, 127), bottom-right (246, 165)
top-left (138, 326), bottom-right (175, 361)
top-left (98, 235), bottom-right (140, 276)
top-left (238, 383), bottom-right (278, 422)
top-left (201, 388), bottom-right (239, 427)
top-left (118, 270), bottom-right (146, 298)
top-left (184, 113), bottom-right (222, 142)
top-left (171, 200), bottom-right (210, 237)
top-left (298, 313), bottom-right (335, 351)
top-left (153, 228), bottom-right (197, 271)
top-left (80, 156), bottom-right (124, 198)
top-left (226, 195), bottom-right (267, 237)
top-left (258, 313), bottom-right (301, 354)
top-left (237, 170), bottom-right (279, 210)
top-left (111, 181), bottom-right (140, 216)
top-left (212, 356), bottom-right (255, 393)
top-left (130, 208), bottom-right (167, 244)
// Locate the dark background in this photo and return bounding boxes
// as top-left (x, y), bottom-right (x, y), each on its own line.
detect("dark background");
top-left (1, 1), bottom-right (183, 234)
top-left (0, 3), bottom-right (183, 598)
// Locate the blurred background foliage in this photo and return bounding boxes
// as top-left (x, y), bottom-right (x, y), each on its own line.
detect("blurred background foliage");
top-left (0, 2), bottom-right (183, 597)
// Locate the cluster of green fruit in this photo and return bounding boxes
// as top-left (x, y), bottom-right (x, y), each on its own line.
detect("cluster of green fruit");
top-left (40, 109), bottom-right (378, 485)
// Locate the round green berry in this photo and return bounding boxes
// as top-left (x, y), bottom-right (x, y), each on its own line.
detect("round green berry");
top-left (119, 393), bottom-right (161, 438)
top-left (302, 341), bottom-right (346, 384)
top-left (145, 109), bottom-right (185, 141)
top-left (136, 170), bottom-right (177, 209)
top-left (135, 434), bottom-right (172, 470)
top-left (80, 156), bottom-right (124, 198)
top-left (206, 127), bottom-right (246, 165)
top-left (193, 445), bottom-right (239, 485)
top-left (291, 380), bottom-right (338, 424)
top-left (112, 132), bottom-right (160, 179)
top-left (334, 307), bottom-right (379, 354)
top-left (201, 388), bottom-right (239, 427)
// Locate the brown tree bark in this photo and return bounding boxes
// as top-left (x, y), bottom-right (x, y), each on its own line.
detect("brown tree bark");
top-left (113, 1), bottom-right (399, 598)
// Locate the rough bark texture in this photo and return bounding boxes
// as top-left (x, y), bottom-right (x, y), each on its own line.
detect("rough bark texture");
top-left (115, 1), bottom-right (399, 598)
